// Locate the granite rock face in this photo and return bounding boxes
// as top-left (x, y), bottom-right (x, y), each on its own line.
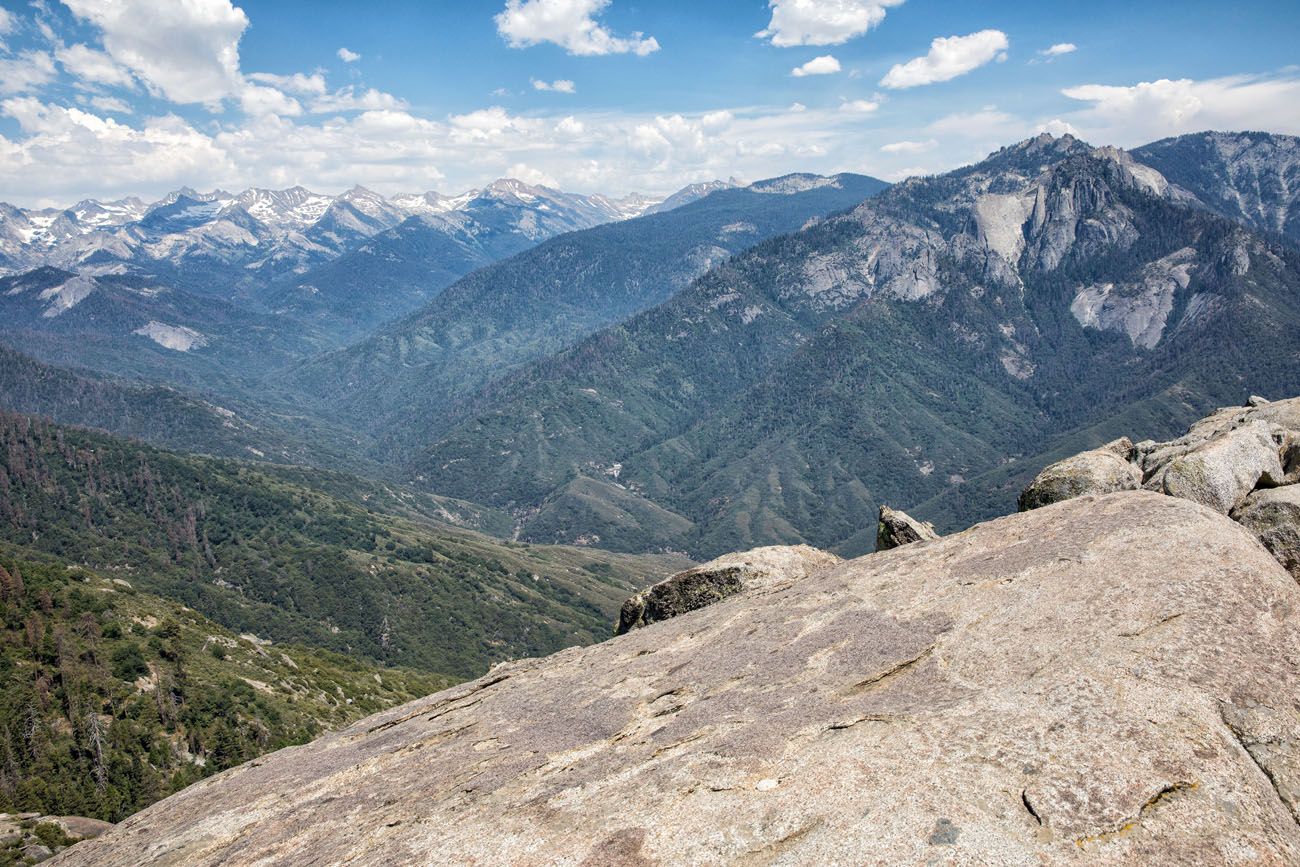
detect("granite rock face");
top-left (1018, 437), bottom-right (1141, 511)
top-left (615, 544), bottom-right (840, 634)
top-left (1145, 421), bottom-right (1285, 514)
top-left (56, 493), bottom-right (1300, 866)
top-left (1233, 485), bottom-right (1300, 580)
top-left (1021, 397), bottom-right (1300, 579)
top-left (875, 505), bottom-right (940, 551)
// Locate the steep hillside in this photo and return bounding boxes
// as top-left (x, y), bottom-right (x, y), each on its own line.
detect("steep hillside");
top-left (0, 268), bottom-right (329, 392)
top-left (287, 173), bottom-right (889, 456)
top-left (1133, 131), bottom-right (1300, 243)
top-left (0, 343), bottom-right (375, 470)
top-left (406, 135), bottom-right (1300, 556)
top-left (0, 413), bottom-right (686, 678)
top-left (55, 491), bottom-right (1300, 864)
top-left (0, 551), bottom-right (446, 824)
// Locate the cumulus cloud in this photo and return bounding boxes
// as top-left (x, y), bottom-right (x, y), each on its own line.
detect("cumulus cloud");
top-left (56, 43), bottom-right (136, 89)
top-left (1040, 42), bottom-right (1077, 57)
top-left (0, 51), bottom-right (56, 96)
top-left (61, 0), bottom-right (249, 104)
top-left (238, 83), bottom-right (302, 117)
top-left (310, 86), bottom-right (407, 113)
top-left (337, 47), bottom-right (361, 62)
top-left (880, 138), bottom-right (936, 153)
top-left (791, 55), bottom-right (841, 77)
top-left (496, 0), bottom-right (659, 56)
top-left (247, 71), bottom-right (328, 96)
top-left (532, 78), bottom-right (577, 93)
top-left (757, 0), bottom-right (903, 47)
top-left (881, 29), bottom-right (1008, 89)
top-left (1061, 73), bottom-right (1300, 144)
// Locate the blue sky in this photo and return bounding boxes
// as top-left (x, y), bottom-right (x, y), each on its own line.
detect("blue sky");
top-left (1, 0), bottom-right (1298, 205)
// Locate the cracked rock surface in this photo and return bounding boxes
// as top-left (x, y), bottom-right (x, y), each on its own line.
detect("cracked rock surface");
top-left (56, 492), bottom-right (1300, 866)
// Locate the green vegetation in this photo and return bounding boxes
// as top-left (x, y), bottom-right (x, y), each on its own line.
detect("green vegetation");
top-left (0, 413), bottom-right (686, 678)
top-left (0, 551), bottom-right (447, 823)
top-left (406, 153), bottom-right (1300, 557)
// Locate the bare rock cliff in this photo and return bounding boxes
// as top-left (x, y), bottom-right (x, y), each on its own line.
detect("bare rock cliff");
top-left (55, 491), bottom-right (1300, 865)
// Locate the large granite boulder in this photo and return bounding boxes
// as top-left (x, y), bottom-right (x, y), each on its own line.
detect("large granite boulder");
top-left (57, 493), bottom-right (1300, 865)
top-left (1233, 485), bottom-right (1300, 580)
top-left (875, 504), bottom-right (939, 551)
top-left (1144, 421), bottom-right (1285, 514)
top-left (1018, 437), bottom-right (1141, 511)
top-left (615, 545), bottom-right (840, 634)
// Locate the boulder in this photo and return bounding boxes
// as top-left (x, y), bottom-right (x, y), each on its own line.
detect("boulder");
top-left (45, 815), bottom-right (113, 841)
top-left (58, 493), bottom-right (1300, 866)
top-left (875, 505), bottom-right (939, 550)
top-left (1018, 437), bottom-right (1140, 511)
top-left (1146, 421), bottom-right (1285, 513)
top-left (615, 544), bottom-right (840, 634)
top-left (1233, 485), bottom-right (1300, 580)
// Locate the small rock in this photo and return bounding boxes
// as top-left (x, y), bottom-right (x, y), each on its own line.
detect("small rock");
top-left (754, 778), bottom-right (779, 792)
top-left (1148, 422), bottom-right (1285, 514)
top-left (1019, 437), bottom-right (1140, 511)
top-left (1248, 395), bottom-right (1272, 408)
top-left (1232, 485), bottom-right (1300, 580)
top-left (876, 505), bottom-right (940, 551)
top-left (616, 545), bottom-right (841, 634)
top-left (22, 843), bottom-right (53, 862)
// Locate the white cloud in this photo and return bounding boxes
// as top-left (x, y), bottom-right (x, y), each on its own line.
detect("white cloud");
top-left (504, 162), bottom-right (558, 186)
top-left (791, 55), bottom-right (841, 77)
top-left (1060, 73), bottom-right (1300, 144)
top-left (310, 86), bottom-right (407, 113)
top-left (496, 0), bottom-right (659, 56)
top-left (926, 106), bottom-right (1020, 139)
top-left (880, 138), bottom-right (936, 153)
top-left (1036, 118), bottom-right (1078, 137)
top-left (87, 95), bottom-right (133, 114)
top-left (556, 115), bottom-right (585, 136)
top-left (881, 29), bottom-right (1009, 89)
top-left (756, 0), bottom-right (903, 47)
top-left (701, 110), bottom-right (733, 131)
top-left (337, 47), bottom-right (361, 63)
top-left (532, 78), bottom-right (577, 93)
top-left (239, 83), bottom-right (302, 117)
top-left (789, 101), bottom-right (807, 112)
top-left (1040, 42), bottom-right (1077, 57)
top-left (56, 43), bottom-right (136, 89)
top-left (247, 71), bottom-right (328, 96)
top-left (0, 97), bottom-right (234, 201)
top-left (0, 8), bottom-right (16, 36)
top-left (840, 98), bottom-right (879, 113)
top-left (61, 0), bottom-right (249, 104)
top-left (0, 51), bottom-right (56, 96)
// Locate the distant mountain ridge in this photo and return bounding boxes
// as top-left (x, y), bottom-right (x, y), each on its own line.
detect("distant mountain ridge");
top-left (399, 132), bottom-right (1300, 557)
top-left (286, 171), bottom-right (890, 455)
top-left (0, 177), bottom-right (726, 294)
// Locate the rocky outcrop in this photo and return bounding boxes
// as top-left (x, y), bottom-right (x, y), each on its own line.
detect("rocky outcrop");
top-left (54, 493), bottom-right (1300, 865)
top-left (1021, 397), bottom-right (1300, 578)
top-left (1, 812), bottom-right (112, 863)
top-left (1233, 485), bottom-right (1300, 579)
top-left (615, 545), bottom-right (840, 634)
top-left (875, 505), bottom-right (939, 551)
top-left (1018, 437), bottom-right (1141, 511)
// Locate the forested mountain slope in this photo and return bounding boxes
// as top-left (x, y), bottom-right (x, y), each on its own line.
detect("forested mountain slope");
top-left (405, 134), bottom-right (1300, 557)
top-left (0, 413), bottom-right (685, 678)
top-left (1133, 131), bottom-right (1300, 244)
top-left (287, 173), bottom-right (889, 458)
top-left (0, 551), bottom-right (446, 824)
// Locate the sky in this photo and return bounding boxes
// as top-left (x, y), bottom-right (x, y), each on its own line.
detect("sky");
top-left (0, 0), bottom-right (1298, 207)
